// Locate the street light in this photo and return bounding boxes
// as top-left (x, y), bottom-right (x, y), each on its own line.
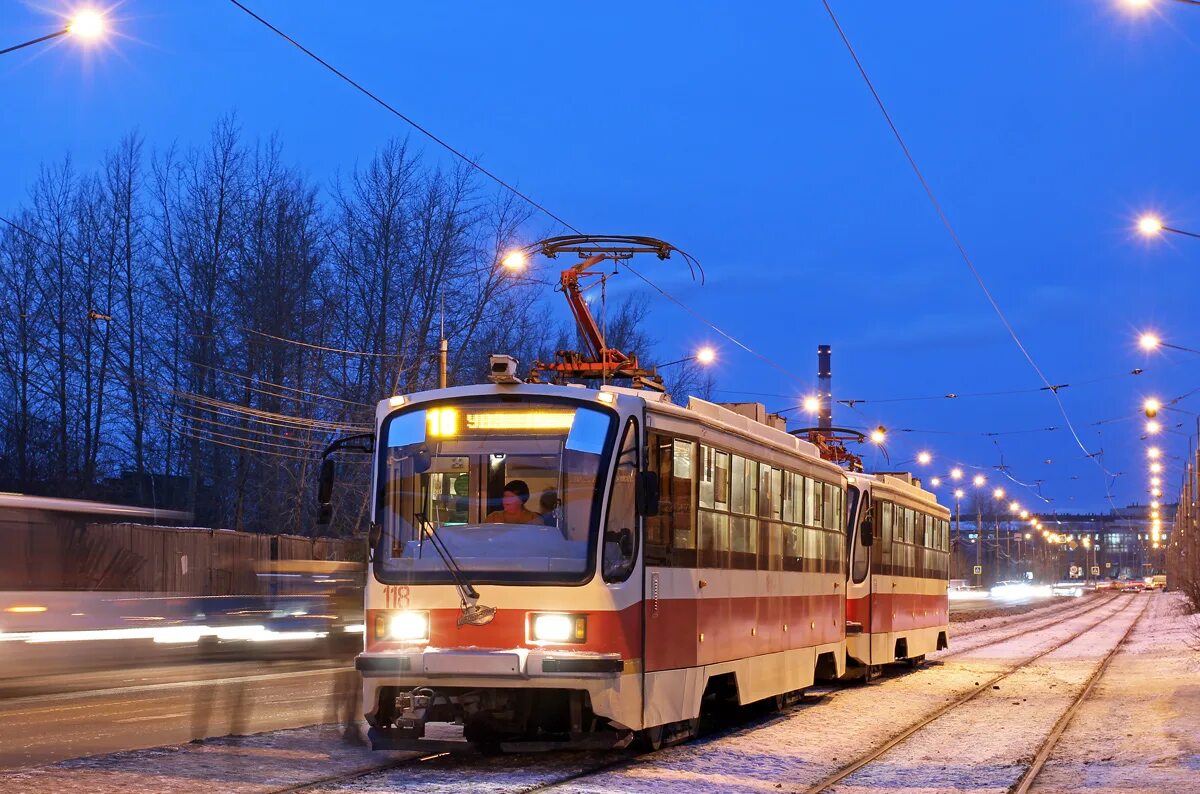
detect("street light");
top-left (950, 467), bottom-right (964, 481)
top-left (1150, 461), bottom-right (1163, 474)
top-left (1147, 446), bottom-right (1162, 460)
top-left (870, 426), bottom-right (887, 445)
top-left (658, 347), bottom-right (717, 369)
top-left (801, 395), bottom-right (821, 415)
top-left (1, 9), bottom-right (105, 56)
top-left (1144, 397), bottom-right (1162, 417)
top-left (500, 249), bottom-right (528, 270)
top-left (930, 477), bottom-right (942, 487)
top-left (992, 487), bottom-right (1006, 500)
top-left (1137, 332), bottom-right (1200, 357)
top-left (1137, 214), bottom-right (1200, 239)
top-left (916, 451), bottom-right (932, 465)
top-left (973, 474), bottom-right (986, 487)
top-left (1146, 419), bottom-right (1162, 435)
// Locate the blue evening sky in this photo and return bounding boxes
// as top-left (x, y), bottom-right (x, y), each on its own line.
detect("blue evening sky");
top-left (4, 0), bottom-right (1197, 513)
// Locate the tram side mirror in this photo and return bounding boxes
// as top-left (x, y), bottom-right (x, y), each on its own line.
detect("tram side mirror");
top-left (367, 521), bottom-right (383, 560)
top-left (413, 446), bottom-right (432, 475)
top-left (605, 527), bottom-right (635, 557)
top-left (860, 518), bottom-right (874, 547)
top-left (636, 471), bottom-right (660, 517)
top-left (317, 459), bottom-right (335, 524)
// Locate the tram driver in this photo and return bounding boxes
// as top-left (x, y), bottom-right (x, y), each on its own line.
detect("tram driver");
top-left (484, 479), bottom-right (543, 525)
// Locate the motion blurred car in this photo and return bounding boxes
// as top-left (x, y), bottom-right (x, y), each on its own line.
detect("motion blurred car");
top-left (1117, 579), bottom-right (1145, 593)
top-left (1051, 582), bottom-right (1084, 598)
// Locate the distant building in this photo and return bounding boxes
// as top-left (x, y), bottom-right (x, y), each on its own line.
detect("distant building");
top-left (951, 503), bottom-right (1171, 583)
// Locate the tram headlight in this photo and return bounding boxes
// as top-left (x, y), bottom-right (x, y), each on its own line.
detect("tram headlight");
top-left (381, 610), bottom-right (429, 642)
top-left (530, 612), bottom-right (587, 644)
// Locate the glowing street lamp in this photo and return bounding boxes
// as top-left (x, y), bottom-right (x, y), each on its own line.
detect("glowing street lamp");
top-left (1147, 446), bottom-right (1162, 460)
top-left (916, 451), bottom-right (932, 466)
top-left (953, 488), bottom-right (965, 500)
top-left (973, 474), bottom-right (986, 488)
top-left (950, 467), bottom-right (964, 481)
top-left (1143, 397), bottom-right (1162, 417)
top-left (1137, 213), bottom-right (1200, 239)
top-left (992, 487), bottom-right (1006, 500)
top-left (870, 426), bottom-right (887, 445)
top-left (1, 9), bottom-right (105, 56)
top-left (1146, 419), bottom-right (1162, 435)
top-left (1150, 462), bottom-right (1163, 474)
top-left (1151, 476), bottom-right (1162, 487)
top-left (658, 347), bottom-right (717, 370)
top-left (1137, 333), bottom-right (1200, 357)
top-left (500, 249), bottom-right (528, 270)
top-left (801, 395), bottom-right (821, 415)
top-left (930, 477), bottom-right (942, 487)
top-left (1020, 510), bottom-right (1030, 519)
top-left (1009, 501), bottom-right (1020, 513)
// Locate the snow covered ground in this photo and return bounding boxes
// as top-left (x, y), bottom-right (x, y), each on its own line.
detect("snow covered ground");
top-left (3, 592), bottom-right (1194, 794)
top-left (1029, 592), bottom-right (1200, 793)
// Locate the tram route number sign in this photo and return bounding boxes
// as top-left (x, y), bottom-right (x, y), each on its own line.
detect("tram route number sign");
top-left (1091, 566), bottom-right (1101, 576)
top-left (973, 565), bottom-right (982, 575)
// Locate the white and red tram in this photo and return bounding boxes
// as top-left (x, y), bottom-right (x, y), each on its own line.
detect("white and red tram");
top-left (348, 377), bottom-right (949, 751)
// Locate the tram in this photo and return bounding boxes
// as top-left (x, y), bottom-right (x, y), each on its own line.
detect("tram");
top-left (326, 234), bottom-right (950, 751)
top-left (338, 375), bottom-right (948, 751)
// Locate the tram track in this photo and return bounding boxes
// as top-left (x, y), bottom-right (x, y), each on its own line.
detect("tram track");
top-left (1009, 596), bottom-right (1150, 794)
top-left (797, 595), bottom-right (1149, 794)
top-left (939, 592), bottom-right (1121, 660)
top-left (260, 594), bottom-right (1135, 793)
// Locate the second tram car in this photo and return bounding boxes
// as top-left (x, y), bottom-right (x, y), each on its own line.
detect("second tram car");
top-left (347, 378), bottom-right (949, 751)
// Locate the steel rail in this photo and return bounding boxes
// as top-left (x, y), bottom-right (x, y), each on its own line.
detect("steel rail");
top-left (1010, 596), bottom-right (1153, 794)
top-left (798, 596), bottom-right (1144, 794)
top-left (942, 592), bottom-right (1120, 659)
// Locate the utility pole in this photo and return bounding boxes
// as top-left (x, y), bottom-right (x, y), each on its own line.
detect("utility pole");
top-left (976, 497), bottom-right (983, 587)
top-left (438, 292), bottom-right (448, 389)
top-left (954, 498), bottom-right (961, 579)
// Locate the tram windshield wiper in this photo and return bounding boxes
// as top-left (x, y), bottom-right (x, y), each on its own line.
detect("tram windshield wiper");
top-left (415, 477), bottom-right (495, 626)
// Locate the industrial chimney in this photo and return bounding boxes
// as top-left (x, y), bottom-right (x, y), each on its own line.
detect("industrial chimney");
top-left (818, 344), bottom-right (832, 430)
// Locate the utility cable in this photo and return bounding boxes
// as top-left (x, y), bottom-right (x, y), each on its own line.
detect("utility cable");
top-left (821, 0), bottom-right (1115, 506)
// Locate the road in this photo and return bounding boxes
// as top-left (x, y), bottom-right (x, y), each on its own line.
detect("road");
top-left (0, 659), bottom-right (355, 769)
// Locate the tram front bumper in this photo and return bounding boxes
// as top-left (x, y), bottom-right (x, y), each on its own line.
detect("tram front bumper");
top-left (355, 648), bottom-right (627, 678)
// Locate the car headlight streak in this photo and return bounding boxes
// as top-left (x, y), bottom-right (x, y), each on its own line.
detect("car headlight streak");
top-left (530, 612), bottom-right (587, 643)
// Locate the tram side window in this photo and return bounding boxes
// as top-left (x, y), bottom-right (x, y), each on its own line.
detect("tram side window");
top-left (729, 457), bottom-right (757, 567)
top-left (645, 434), bottom-right (697, 567)
top-left (644, 434), bottom-right (672, 562)
top-left (698, 445), bottom-right (731, 568)
top-left (878, 501), bottom-right (893, 571)
top-left (804, 475), bottom-right (817, 526)
top-left (671, 440), bottom-right (696, 562)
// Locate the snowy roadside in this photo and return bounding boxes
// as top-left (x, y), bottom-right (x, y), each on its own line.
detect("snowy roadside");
top-left (0, 725), bottom-right (412, 794)
top-left (1029, 591), bottom-right (1200, 793)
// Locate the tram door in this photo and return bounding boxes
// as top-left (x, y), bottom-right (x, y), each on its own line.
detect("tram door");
top-left (846, 487), bottom-right (874, 666)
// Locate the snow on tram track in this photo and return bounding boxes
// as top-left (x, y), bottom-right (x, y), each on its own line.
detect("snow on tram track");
top-left (799, 594), bottom-right (1151, 794)
top-left (277, 595), bottom-right (1142, 794)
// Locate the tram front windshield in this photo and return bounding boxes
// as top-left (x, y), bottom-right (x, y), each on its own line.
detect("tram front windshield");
top-left (376, 401), bottom-right (616, 584)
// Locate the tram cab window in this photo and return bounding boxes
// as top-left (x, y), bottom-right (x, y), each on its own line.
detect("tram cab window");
top-left (602, 419), bottom-right (639, 583)
top-left (376, 402), bottom-right (615, 585)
